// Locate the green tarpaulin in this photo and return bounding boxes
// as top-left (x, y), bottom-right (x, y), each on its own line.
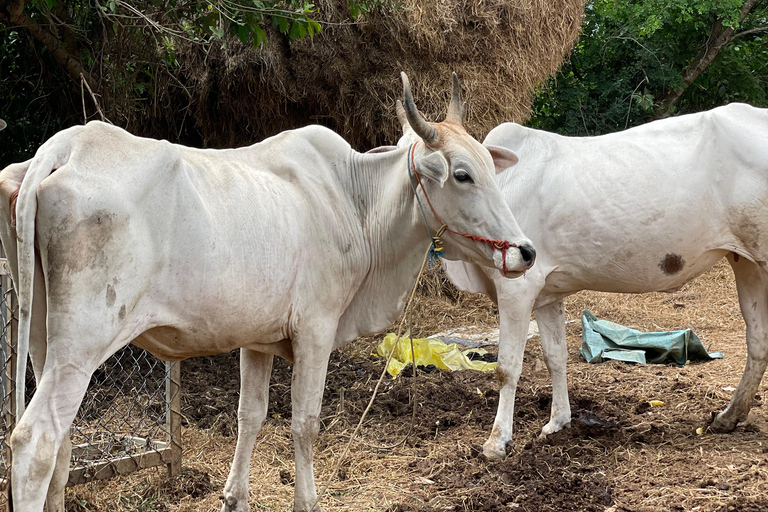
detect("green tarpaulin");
top-left (579, 309), bottom-right (723, 365)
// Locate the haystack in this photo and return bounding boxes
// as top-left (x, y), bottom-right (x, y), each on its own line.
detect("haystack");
top-left (141, 0), bottom-right (583, 150)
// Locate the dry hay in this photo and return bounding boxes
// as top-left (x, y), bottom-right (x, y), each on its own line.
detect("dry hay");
top-left (62, 259), bottom-right (768, 511)
top-left (141, 0), bottom-right (584, 150)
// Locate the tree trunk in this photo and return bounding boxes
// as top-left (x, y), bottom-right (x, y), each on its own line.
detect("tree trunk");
top-left (654, 0), bottom-right (763, 119)
top-left (1, 0), bottom-right (96, 90)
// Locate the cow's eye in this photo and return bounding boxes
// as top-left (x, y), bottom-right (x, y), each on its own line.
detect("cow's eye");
top-left (454, 170), bottom-right (474, 184)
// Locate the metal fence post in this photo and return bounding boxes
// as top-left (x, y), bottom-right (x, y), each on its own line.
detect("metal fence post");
top-left (0, 259), bottom-right (16, 506)
top-left (166, 361), bottom-right (182, 477)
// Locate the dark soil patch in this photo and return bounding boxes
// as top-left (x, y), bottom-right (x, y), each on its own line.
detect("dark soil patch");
top-left (178, 335), bottom-right (768, 512)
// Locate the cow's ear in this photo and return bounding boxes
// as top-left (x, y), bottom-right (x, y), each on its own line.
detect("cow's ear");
top-left (484, 145), bottom-right (519, 175)
top-left (416, 151), bottom-right (449, 187)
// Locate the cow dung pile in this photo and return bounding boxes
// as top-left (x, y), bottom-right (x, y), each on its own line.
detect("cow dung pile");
top-left (142, 0), bottom-right (583, 150)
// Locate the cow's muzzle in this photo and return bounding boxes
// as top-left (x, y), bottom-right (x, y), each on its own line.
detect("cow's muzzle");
top-left (495, 242), bottom-right (536, 277)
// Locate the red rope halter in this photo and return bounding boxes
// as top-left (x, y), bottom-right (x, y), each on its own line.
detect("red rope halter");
top-left (409, 143), bottom-right (517, 275)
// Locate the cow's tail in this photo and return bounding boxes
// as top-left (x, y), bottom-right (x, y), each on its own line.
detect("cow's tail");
top-left (14, 142), bottom-right (69, 421)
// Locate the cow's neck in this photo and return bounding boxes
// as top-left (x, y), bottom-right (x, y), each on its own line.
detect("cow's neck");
top-left (334, 146), bottom-right (435, 345)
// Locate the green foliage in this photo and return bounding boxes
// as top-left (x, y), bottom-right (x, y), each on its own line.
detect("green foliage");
top-left (0, 28), bottom-right (65, 166)
top-left (530, 0), bottom-right (768, 135)
top-left (90, 0), bottom-right (325, 47)
top-left (349, 0), bottom-right (394, 18)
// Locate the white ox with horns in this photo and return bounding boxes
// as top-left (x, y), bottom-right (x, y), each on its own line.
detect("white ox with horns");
top-left (0, 73), bottom-right (535, 512)
top-left (426, 103), bottom-right (768, 459)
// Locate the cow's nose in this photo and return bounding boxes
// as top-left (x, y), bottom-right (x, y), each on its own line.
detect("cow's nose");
top-left (519, 244), bottom-right (536, 267)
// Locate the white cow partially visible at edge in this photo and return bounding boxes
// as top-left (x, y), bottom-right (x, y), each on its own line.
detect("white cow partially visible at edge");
top-left (435, 103), bottom-right (768, 459)
top-left (0, 73), bottom-right (536, 512)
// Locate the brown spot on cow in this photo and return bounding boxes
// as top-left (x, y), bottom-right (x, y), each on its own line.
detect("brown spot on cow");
top-left (106, 284), bottom-right (116, 307)
top-left (659, 253), bottom-right (685, 275)
top-left (119, 304), bottom-right (126, 321)
top-left (641, 210), bottom-right (665, 226)
top-left (496, 366), bottom-right (509, 386)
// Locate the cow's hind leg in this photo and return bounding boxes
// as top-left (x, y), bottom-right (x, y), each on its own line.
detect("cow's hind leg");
top-left (10, 359), bottom-right (95, 511)
top-left (15, 257), bottom-right (71, 512)
top-left (11, 299), bottom-right (130, 512)
top-left (712, 255), bottom-right (768, 431)
top-left (45, 437), bottom-right (71, 512)
top-left (221, 349), bottom-right (274, 512)
top-left (536, 300), bottom-right (572, 438)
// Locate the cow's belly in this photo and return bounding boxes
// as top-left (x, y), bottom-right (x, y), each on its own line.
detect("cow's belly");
top-left (541, 248), bottom-right (729, 296)
top-left (133, 324), bottom-right (294, 362)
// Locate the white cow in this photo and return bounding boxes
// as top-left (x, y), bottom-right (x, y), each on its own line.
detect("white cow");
top-left (0, 73), bottom-right (535, 512)
top-left (436, 103), bottom-right (768, 459)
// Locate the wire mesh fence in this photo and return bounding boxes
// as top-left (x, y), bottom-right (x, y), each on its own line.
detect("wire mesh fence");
top-left (0, 267), bottom-right (15, 492)
top-left (0, 260), bottom-right (180, 502)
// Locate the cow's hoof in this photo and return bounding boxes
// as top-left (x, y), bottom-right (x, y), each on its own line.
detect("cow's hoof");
top-left (482, 440), bottom-right (507, 460)
top-left (294, 504), bottom-right (326, 512)
top-left (709, 411), bottom-right (738, 433)
top-left (539, 419), bottom-right (571, 439)
top-left (220, 494), bottom-right (249, 512)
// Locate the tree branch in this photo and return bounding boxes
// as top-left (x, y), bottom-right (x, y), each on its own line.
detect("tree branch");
top-left (1, 0), bottom-right (96, 90)
top-left (654, 0), bottom-right (764, 119)
top-left (731, 25), bottom-right (768, 39)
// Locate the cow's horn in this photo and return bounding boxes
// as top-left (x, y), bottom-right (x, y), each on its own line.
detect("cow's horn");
top-left (395, 100), bottom-right (408, 129)
top-left (400, 72), bottom-right (438, 145)
top-left (446, 72), bottom-right (467, 125)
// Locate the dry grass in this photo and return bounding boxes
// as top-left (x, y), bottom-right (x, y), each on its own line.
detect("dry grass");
top-left (139, 0), bottom-right (584, 150)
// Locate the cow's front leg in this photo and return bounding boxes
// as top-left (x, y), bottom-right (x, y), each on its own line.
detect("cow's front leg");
top-left (291, 324), bottom-right (334, 512)
top-left (535, 300), bottom-right (572, 438)
top-left (483, 283), bottom-right (538, 460)
top-left (221, 349), bottom-right (274, 512)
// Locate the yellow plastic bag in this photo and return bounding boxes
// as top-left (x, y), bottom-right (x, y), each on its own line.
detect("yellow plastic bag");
top-left (376, 333), bottom-right (497, 378)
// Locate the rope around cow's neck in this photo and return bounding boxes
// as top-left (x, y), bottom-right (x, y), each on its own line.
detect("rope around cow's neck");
top-left (406, 142), bottom-right (447, 259)
top-left (314, 242), bottom-right (431, 510)
top-left (406, 141), bottom-right (517, 275)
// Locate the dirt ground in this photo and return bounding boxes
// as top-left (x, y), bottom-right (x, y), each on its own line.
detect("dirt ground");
top-left (65, 260), bottom-right (768, 512)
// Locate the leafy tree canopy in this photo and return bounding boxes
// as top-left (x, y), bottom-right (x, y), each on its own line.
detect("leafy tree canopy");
top-left (530, 0), bottom-right (768, 135)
